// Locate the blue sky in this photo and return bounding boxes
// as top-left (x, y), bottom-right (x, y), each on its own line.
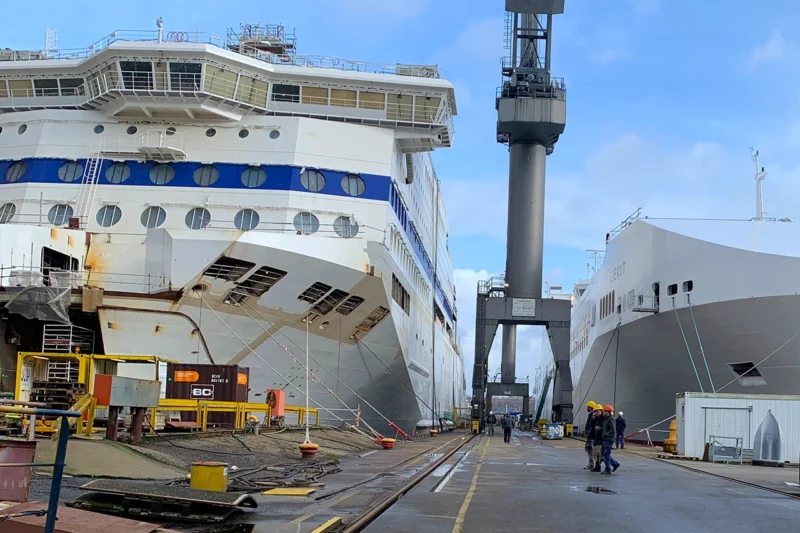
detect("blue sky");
top-left (4, 0), bottom-right (800, 389)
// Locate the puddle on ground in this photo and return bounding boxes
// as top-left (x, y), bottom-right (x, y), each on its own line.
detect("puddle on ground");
top-left (585, 486), bottom-right (617, 494)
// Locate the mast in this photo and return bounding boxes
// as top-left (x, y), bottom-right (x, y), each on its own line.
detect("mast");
top-left (751, 148), bottom-right (766, 221)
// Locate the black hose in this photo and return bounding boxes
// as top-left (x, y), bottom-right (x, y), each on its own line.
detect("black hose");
top-left (143, 414), bottom-right (254, 456)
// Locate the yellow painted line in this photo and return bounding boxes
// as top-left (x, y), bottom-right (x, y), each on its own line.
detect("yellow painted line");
top-left (289, 513), bottom-right (314, 525)
top-left (310, 517), bottom-right (342, 533)
top-left (262, 487), bottom-right (317, 496)
top-left (334, 492), bottom-right (357, 504)
top-left (452, 437), bottom-right (490, 533)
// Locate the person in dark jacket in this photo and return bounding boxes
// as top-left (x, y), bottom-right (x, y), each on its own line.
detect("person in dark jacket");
top-left (600, 405), bottom-right (621, 474)
top-left (615, 411), bottom-right (627, 449)
top-left (486, 412), bottom-right (496, 436)
top-left (583, 401), bottom-right (599, 470)
top-left (590, 406), bottom-right (604, 472)
top-left (501, 414), bottom-right (513, 443)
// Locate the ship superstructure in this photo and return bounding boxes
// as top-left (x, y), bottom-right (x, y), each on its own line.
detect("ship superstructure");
top-left (536, 157), bottom-right (800, 439)
top-left (0, 22), bottom-right (465, 434)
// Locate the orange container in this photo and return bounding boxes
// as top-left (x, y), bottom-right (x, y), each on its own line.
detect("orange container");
top-left (266, 389), bottom-right (285, 417)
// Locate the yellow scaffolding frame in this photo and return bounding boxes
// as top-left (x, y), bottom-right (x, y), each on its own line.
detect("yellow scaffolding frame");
top-left (150, 399), bottom-right (319, 433)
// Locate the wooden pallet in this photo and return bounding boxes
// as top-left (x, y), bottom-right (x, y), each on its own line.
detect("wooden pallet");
top-left (657, 454), bottom-right (701, 461)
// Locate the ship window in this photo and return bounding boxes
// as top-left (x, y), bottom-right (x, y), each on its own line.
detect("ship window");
top-left (667, 284), bottom-right (677, 296)
top-left (185, 207), bottom-right (211, 229)
top-left (299, 282), bottom-right (332, 303)
top-left (6, 161), bottom-right (26, 182)
top-left (270, 130), bottom-right (280, 139)
top-left (388, 94), bottom-right (413, 121)
top-left (302, 87), bottom-right (329, 105)
top-left (313, 289), bottom-right (349, 315)
top-left (96, 205), bottom-right (122, 227)
top-left (392, 274), bottom-right (410, 314)
top-left (238, 129), bottom-right (249, 139)
top-left (119, 61), bottom-right (153, 90)
top-left (140, 206), bottom-right (166, 228)
top-left (206, 128), bottom-right (216, 137)
top-left (359, 91), bottom-right (386, 110)
top-left (59, 78), bottom-right (85, 96)
top-left (682, 280), bottom-right (694, 292)
top-left (331, 89), bottom-right (357, 108)
top-left (336, 295), bottom-right (365, 315)
top-left (48, 204), bottom-right (73, 226)
top-left (272, 83), bottom-right (300, 103)
top-left (0, 80), bottom-right (7, 98)
top-left (341, 174), bottom-right (366, 197)
top-left (149, 164), bottom-right (175, 185)
top-left (0, 203), bottom-right (16, 224)
top-left (57, 162), bottom-right (84, 183)
top-left (169, 62), bottom-right (201, 91)
top-left (204, 256), bottom-right (255, 282)
top-left (94, 125), bottom-right (104, 134)
top-left (728, 362), bottom-right (767, 387)
top-left (18, 124), bottom-right (27, 135)
top-left (414, 95), bottom-right (441, 122)
top-left (105, 162), bottom-right (131, 184)
top-left (33, 78), bottom-right (59, 96)
top-left (334, 216), bottom-right (359, 238)
top-left (235, 75), bottom-right (269, 107)
top-left (234, 209), bottom-right (260, 231)
top-left (293, 212), bottom-right (319, 234)
top-left (193, 165), bottom-right (219, 187)
top-left (204, 65), bottom-right (237, 98)
top-left (8, 80), bottom-right (33, 98)
top-left (300, 169), bottom-right (325, 192)
top-left (126, 126), bottom-right (138, 135)
top-left (241, 166), bottom-right (267, 188)
top-left (166, 127), bottom-right (176, 136)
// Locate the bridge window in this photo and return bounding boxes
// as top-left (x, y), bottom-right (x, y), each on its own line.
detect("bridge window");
top-left (359, 91), bottom-right (386, 110)
top-left (241, 166), bottom-right (267, 188)
top-left (140, 206), bottom-right (166, 228)
top-left (414, 95), bottom-right (441, 122)
top-left (300, 169), bottom-right (325, 192)
top-left (48, 204), bottom-right (73, 226)
top-left (204, 66), bottom-right (237, 99)
top-left (58, 162), bottom-right (84, 183)
top-left (293, 212), bottom-right (319, 234)
top-left (59, 78), bottom-right (85, 96)
top-left (236, 75), bottom-right (269, 107)
top-left (185, 207), bottom-right (211, 230)
top-left (272, 83), bottom-right (300, 103)
top-left (96, 205), bottom-right (122, 227)
top-left (234, 209), bottom-right (260, 231)
top-left (387, 94), bottom-right (413, 121)
top-left (169, 62), bottom-right (201, 91)
top-left (8, 80), bottom-right (33, 97)
top-left (0, 203), bottom-right (15, 224)
top-left (119, 61), bottom-right (153, 90)
top-left (341, 174), bottom-right (365, 197)
top-left (33, 79), bottom-right (59, 97)
top-left (193, 165), bottom-right (219, 187)
top-left (105, 162), bottom-right (131, 184)
top-left (302, 87), bottom-right (328, 105)
top-left (331, 89), bottom-right (357, 108)
top-left (149, 164), bottom-right (175, 185)
top-left (6, 161), bottom-right (26, 182)
top-left (0, 80), bottom-right (6, 97)
top-left (334, 216), bottom-right (359, 238)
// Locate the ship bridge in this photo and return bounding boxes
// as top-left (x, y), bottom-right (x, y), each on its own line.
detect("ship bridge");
top-left (0, 23), bottom-right (456, 153)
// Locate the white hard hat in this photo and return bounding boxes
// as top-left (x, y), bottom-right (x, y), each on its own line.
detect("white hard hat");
top-left (618, 411), bottom-right (623, 416)
top-left (489, 411), bottom-right (493, 415)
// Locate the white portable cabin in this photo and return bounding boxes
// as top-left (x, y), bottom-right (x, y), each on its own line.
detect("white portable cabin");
top-left (676, 392), bottom-right (800, 464)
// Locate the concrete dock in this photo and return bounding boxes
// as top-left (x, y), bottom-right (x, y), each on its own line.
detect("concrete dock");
top-left (365, 431), bottom-right (800, 533)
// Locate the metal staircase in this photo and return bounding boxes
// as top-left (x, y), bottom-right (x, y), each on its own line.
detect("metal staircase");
top-left (73, 146), bottom-right (104, 229)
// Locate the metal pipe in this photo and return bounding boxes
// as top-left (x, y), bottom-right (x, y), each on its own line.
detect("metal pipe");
top-left (545, 14), bottom-right (553, 72)
top-left (0, 399), bottom-right (48, 407)
top-left (0, 406), bottom-right (81, 417)
top-left (45, 417), bottom-right (70, 533)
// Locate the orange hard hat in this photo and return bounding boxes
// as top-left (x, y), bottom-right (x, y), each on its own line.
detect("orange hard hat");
top-left (603, 404), bottom-right (614, 412)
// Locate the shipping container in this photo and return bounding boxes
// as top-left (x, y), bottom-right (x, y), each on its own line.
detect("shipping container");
top-left (165, 364), bottom-right (250, 427)
top-left (676, 392), bottom-right (800, 464)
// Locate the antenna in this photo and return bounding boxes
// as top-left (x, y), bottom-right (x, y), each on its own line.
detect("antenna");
top-left (585, 249), bottom-right (603, 276)
top-left (750, 147), bottom-right (766, 221)
top-left (44, 28), bottom-right (59, 59)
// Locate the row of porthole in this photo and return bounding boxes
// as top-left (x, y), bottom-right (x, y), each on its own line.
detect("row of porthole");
top-left (0, 125), bottom-right (28, 136)
top-left (0, 123), bottom-right (281, 140)
top-left (0, 202), bottom-right (360, 237)
top-left (4, 161), bottom-right (367, 195)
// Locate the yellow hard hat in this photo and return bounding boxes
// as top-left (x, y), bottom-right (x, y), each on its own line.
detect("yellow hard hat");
top-left (586, 401), bottom-right (596, 409)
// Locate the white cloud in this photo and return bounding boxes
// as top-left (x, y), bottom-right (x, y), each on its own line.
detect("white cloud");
top-left (442, 134), bottom-right (772, 251)
top-left (750, 31), bottom-right (800, 64)
top-left (434, 16), bottom-right (504, 63)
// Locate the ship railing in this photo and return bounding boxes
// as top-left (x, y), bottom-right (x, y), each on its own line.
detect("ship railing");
top-left (0, 265), bottom-right (171, 294)
top-left (608, 207), bottom-right (642, 240)
top-left (496, 76), bottom-right (567, 100)
top-left (478, 275), bottom-right (507, 296)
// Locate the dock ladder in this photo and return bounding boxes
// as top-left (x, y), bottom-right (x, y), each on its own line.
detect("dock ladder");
top-left (73, 144), bottom-right (104, 229)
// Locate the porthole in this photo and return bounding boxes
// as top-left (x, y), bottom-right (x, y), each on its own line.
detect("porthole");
top-left (300, 169), bottom-right (325, 192)
top-left (166, 127), bottom-right (176, 136)
top-left (269, 130), bottom-right (280, 139)
top-left (149, 164), bottom-right (175, 185)
top-left (238, 129), bottom-right (249, 138)
top-left (57, 161), bottom-right (84, 183)
top-left (96, 205), bottom-right (122, 227)
top-left (235, 209), bottom-right (260, 231)
top-left (0, 126), bottom-right (3, 134)
top-left (185, 207), bottom-right (211, 229)
top-left (341, 174), bottom-right (366, 197)
top-left (126, 126), bottom-right (138, 135)
top-left (206, 128), bottom-right (217, 137)
top-left (241, 166), bottom-right (267, 188)
top-left (0, 203), bottom-right (16, 224)
top-left (193, 165), bottom-right (219, 187)
top-left (140, 206), bottom-right (167, 228)
top-left (18, 124), bottom-right (27, 135)
top-left (293, 212), bottom-right (319, 234)
top-left (93, 125), bottom-right (105, 134)
top-left (105, 162), bottom-right (131, 184)
top-left (334, 216), bottom-right (359, 238)
top-left (5, 161), bottom-right (26, 182)
top-left (48, 204), bottom-right (74, 226)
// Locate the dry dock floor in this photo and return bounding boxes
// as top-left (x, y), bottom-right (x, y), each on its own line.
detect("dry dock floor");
top-left (364, 431), bottom-right (800, 533)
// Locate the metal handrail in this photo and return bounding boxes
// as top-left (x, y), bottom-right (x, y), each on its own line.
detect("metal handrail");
top-left (0, 407), bottom-right (80, 533)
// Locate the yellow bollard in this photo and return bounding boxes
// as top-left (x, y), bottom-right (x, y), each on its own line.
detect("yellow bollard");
top-left (189, 462), bottom-right (228, 492)
top-left (663, 419), bottom-right (677, 454)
